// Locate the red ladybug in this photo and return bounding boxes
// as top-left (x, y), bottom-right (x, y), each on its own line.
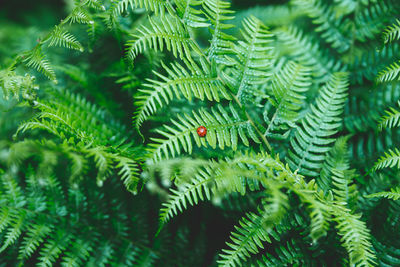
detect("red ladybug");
top-left (196, 126), bottom-right (207, 137)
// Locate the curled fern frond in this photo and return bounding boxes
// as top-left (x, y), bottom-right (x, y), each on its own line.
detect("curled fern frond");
top-left (126, 15), bottom-right (202, 62)
top-left (147, 103), bottom-right (261, 161)
top-left (133, 58), bottom-right (231, 131)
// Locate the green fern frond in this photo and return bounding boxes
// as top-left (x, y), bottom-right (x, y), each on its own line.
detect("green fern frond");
top-left (218, 185), bottom-right (289, 266)
top-left (217, 211), bottom-right (279, 267)
top-left (65, 6), bottom-right (94, 25)
top-left (288, 72), bottom-right (349, 177)
top-left (133, 59), bottom-right (230, 131)
top-left (384, 19), bottom-right (400, 43)
top-left (108, 0), bottom-right (175, 26)
top-left (319, 137), bottom-right (358, 208)
top-left (378, 102), bottom-right (400, 130)
top-left (45, 26), bottom-right (84, 51)
top-left (377, 59), bottom-right (400, 83)
top-left (126, 15), bottom-right (202, 62)
top-left (0, 70), bottom-right (38, 100)
top-left (366, 187), bottom-right (400, 200)
top-left (23, 48), bottom-right (57, 82)
top-left (19, 224), bottom-right (53, 260)
top-left (354, 1), bottom-right (392, 42)
top-left (158, 166), bottom-right (213, 226)
top-left (147, 103), bottom-right (260, 161)
top-left (203, 0), bottom-right (236, 63)
top-left (256, 240), bottom-right (309, 266)
top-left (292, 0), bottom-right (351, 53)
top-left (274, 26), bottom-right (344, 82)
top-left (175, 0), bottom-right (209, 28)
top-left (374, 148), bottom-right (400, 170)
top-left (333, 208), bottom-right (376, 266)
top-left (264, 61), bottom-right (311, 137)
top-left (115, 156), bottom-right (140, 194)
top-left (224, 16), bottom-right (274, 103)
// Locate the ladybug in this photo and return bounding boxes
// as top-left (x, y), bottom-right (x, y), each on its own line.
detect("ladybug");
top-left (196, 126), bottom-right (207, 137)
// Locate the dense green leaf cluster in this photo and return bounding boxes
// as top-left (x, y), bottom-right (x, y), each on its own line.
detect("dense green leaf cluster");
top-left (1, 0), bottom-right (400, 266)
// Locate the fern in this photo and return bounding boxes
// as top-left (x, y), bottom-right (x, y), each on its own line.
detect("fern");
top-left (292, 0), bottom-right (351, 53)
top-left (333, 207), bottom-right (376, 266)
top-left (264, 61), bottom-right (312, 137)
top-left (175, 0), bottom-right (209, 28)
top-left (374, 148), bottom-right (400, 170)
top-left (45, 26), bottom-right (84, 51)
top-left (288, 72), bottom-right (349, 177)
top-left (147, 103), bottom-right (261, 161)
top-left (366, 187), bottom-right (400, 200)
top-left (133, 58), bottom-right (230, 130)
top-left (383, 18), bottom-right (400, 43)
top-left (223, 16), bottom-right (274, 103)
top-left (203, 0), bottom-right (236, 64)
top-left (126, 15), bottom-right (202, 62)
top-left (377, 59), bottom-right (400, 83)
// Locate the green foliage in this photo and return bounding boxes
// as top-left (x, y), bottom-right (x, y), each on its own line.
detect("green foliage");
top-left (288, 72), bottom-right (349, 177)
top-left (2, 0), bottom-right (400, 266)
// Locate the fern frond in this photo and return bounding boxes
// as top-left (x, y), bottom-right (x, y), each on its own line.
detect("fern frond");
top-left (0, 70), bottom-right (38, 100)
top-left (292, 0), bottom-right (351, 53)
top-left (366, 187), bottom-right (400, 200)
top-left (126, 15), bottom-right (202, 62)
top-left (384, 19), bottom-right (400, 44)
top-left (148, 103), bottom-right (260, 161)
top-left (218, 185), bottom-right (289, 266)
top-left (19, 224), bottom-right (53, 260)
top-left (203, 0), bottom-right (235, 63)
top-left (274, 26), bottom-right (344, 82)
top-left (378, 102), bottom-right (400, 130)
top-left (377, 59), bottom-right (400, 83)
top-left (374, 148), bottom-right (400, 170)
top-left (175, 0), bottom-right (209, 28)
top-left (23, 48), bottom-right (56, 82)
top-left (224, 16), bottom-right (274, 103)
top-left (158, 166), bottom-right (213, 225)
top-left (264, 61), bottom-right (311, 137)
top-left (108, 0), bottom-right (175, 26)
top-left (333, 208), bottom-right (376, 266)
top-left (319, 136), bottom-right (358, 208)
top-left (133, 59), bottom-right (230, 131)
top-left (217, 211), bottom-right (279, 267)
top-left (45, 26), bottom-right (84, 51)
top-left (288, 72), bottom-right (349, 177)
top-left (65, 6), bottom-right (94, 25)
top-left (115, 156), bottom-right (140, 194)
